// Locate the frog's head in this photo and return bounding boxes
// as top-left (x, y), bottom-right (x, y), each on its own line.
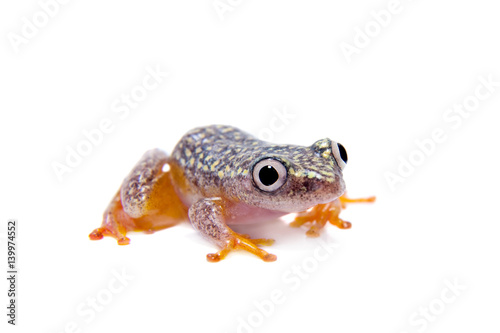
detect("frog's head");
top-left (235, 138), bottom-right (348, 213)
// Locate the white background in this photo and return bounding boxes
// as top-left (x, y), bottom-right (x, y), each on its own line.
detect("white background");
top-left (1, 1), bottom-right (499, 332)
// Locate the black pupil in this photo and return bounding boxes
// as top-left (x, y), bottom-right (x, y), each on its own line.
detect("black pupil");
top-left (338, 143), bottom-right (348, 163)
top-left (259, 166), bottom-right (279, 186)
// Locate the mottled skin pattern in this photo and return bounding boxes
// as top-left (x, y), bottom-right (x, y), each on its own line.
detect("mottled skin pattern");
top-left (170, 125), bottom-right (345, 213)
top-left (121, 149), bottom-right (169, 218)
top-left (89, 124), bottom-right (375, 262)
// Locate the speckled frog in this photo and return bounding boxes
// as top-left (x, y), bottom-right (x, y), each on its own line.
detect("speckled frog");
top-left (89, 125), bottom-right (374, 262)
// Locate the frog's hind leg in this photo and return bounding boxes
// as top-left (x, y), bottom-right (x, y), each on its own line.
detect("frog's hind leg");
top-left (189, 198), bottom-right (277, 262)
top-left (89, 190), bottom-right (133, 245)
top-left (89, 149), bottom-right (188, 245)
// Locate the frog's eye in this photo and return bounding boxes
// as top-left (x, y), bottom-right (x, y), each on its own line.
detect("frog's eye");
top-left (252, 158), bottom-right (288, 192)
top-left (332, 142), bottom-right (348, 170)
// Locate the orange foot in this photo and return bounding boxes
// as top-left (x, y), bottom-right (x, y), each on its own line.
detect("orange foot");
top-left (89, 227), bottom-right (130, 245)
top-left (88, 191), bottom-right (134, 245)
top-left (206, 232), bottom-right (276, 263)
top-left (290, 193), bottom-right (375, 237)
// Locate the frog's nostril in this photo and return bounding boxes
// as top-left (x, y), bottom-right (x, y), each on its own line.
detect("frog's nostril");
top-left (303, 179), bottom-right (320, 192)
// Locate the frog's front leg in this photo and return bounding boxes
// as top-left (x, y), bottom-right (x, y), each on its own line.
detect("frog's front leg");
top-left (189, 198), bottom-right (277, 262)
top-left (290, 193), bottom-right (375, 237)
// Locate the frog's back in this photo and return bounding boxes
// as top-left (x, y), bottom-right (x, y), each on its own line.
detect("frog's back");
top-left (170, 125), bottom-right (265, 199)
top-left (171, 124), bottom-right (262, 162)
top-left (176, 125), bottom-right (259, 150)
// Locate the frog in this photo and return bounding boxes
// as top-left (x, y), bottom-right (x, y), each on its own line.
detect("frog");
top-left (89, 125), bottom-right (374, 262)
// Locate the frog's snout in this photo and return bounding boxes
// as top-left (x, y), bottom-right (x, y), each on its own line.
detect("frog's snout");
top-left (303, 179), bottom-right (321, 192)
top-left (302, 171), bottom-right (345, 198)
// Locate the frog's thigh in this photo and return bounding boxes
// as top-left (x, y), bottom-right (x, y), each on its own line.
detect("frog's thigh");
top-left (121, 149), bottom-right (171, 218)
top-left (89, 149), bottom-right (186, 245)
top-left (188, 198), bottom-right (277, 262)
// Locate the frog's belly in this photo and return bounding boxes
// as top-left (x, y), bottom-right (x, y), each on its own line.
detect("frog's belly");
top-left (225, 202), bottom-right (288, 225)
